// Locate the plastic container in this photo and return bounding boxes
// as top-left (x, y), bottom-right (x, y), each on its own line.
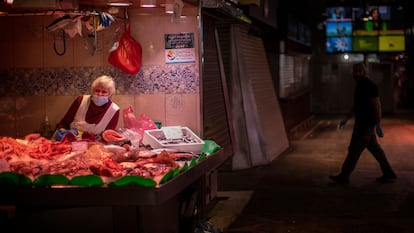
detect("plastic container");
top-left (142, 127), bottom-right (204, 153)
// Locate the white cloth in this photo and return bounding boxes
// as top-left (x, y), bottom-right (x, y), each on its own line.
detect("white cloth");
top-left (70, 95), bottom-right (119, 135)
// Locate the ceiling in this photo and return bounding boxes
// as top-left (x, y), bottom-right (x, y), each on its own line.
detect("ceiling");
top-left (77, 0), bottom-right (197, 9)
top-left (0, 0), bottom-right (198, 14)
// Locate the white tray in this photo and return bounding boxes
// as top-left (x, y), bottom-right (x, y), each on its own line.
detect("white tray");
top-left (142, 127), bottom-right (205, 153)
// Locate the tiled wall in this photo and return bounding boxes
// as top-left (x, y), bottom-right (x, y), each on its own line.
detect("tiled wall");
top-left (0, 64), bottom-right (199, 97)
top-left (0, 7), bottom-right (201, 137)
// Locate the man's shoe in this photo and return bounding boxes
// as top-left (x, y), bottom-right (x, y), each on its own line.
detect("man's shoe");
top-left (329, 175), bottom-right (349, 184)
top-left (376, 175), bottom-right (397, 183)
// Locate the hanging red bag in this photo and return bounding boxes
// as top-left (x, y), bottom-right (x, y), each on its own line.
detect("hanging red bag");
top-left (108, 22), bottom-right (142, 75)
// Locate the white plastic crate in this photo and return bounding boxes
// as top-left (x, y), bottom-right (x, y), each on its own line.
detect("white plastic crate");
top-left (142, 126), bottom-right (205, 153)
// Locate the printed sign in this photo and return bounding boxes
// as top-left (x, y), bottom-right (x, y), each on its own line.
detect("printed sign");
top-left (165, 33), bottom-right (195, 64)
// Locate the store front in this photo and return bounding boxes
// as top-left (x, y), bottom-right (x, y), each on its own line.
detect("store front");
top-left (0, 1), bottom-right (291, 232)
top-left (0, 1), bottom-right (228, 232)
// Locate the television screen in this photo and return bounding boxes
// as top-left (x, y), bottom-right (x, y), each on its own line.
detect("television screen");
top-left (325, 4), bottom-right (405, 54)
top-left (376, 6), bottom-right (391, 21)
top-left (379, 35), bottom-right (405, 52)
top-left (326, 7), bottom-right (353, 20)
top-left (326, 20), bottom-right (352, 37)
top-left (353, 36), bottom-right (378, 52)
top-left (352, 6), bottom-right (391, 31)
top-left (326, 37), bottom-right (352, 53)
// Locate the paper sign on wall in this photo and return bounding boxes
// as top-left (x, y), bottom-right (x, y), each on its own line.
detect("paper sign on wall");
top-left (165, 33), bottom-right (195, 64)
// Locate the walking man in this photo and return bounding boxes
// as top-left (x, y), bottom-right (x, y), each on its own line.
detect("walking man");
top-left (329, 62), bottom-right (397, 184)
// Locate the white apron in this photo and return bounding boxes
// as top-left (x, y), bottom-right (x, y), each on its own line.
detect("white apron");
top-left (70, 95), bottom-right (119, 135)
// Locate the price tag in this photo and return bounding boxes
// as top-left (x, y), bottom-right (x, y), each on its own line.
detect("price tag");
top-left (162, 126), bottom-right (183, 139)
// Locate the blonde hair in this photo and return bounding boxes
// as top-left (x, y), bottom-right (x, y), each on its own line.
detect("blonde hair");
top-left (91, 75), bottom-right (116, 96)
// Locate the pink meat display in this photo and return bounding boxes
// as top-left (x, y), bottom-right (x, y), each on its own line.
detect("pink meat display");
top-left (0, 130), bottom-right (197, 184)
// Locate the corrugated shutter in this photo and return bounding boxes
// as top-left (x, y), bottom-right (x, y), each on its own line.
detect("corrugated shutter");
top-left (216, 24), bottom-right (231, 88)
top-left (201, 13), bottom-right (234, 158)
top-left (201, 11), bottom-right (289, 169)
top-left (232, 24), bottom-right (289, 167)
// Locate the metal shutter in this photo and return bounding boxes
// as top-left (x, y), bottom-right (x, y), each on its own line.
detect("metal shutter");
top-left (201, 13), bottom-right (234, 158)
top-left (232, 24), bottom-right (289, 167)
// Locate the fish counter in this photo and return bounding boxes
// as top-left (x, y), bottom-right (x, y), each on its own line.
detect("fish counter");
top-left (0, 149), bottom-right (227, 233)
top-left (0, 130), bottom-right (228, 233)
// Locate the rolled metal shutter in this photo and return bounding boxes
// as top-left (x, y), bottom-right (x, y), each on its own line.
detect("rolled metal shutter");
top-left (201, 13), bottom-right (234, 158)
top-left (232, 24), bottom-right (289, 167)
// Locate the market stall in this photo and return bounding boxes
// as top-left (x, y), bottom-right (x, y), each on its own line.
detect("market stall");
top-left (0, 128), bottom-right (227, 233)
top-left (0, 149), bottom-right (226, 233)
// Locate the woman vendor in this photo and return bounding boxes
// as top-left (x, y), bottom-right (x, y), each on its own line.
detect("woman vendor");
top-left (55, 75), bottom-right (120, 139)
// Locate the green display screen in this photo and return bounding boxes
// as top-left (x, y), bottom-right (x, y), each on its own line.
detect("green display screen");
top-left (353, 36), bottom-right (378, 52)
top-left (325, 5), bottom-right (405, 53)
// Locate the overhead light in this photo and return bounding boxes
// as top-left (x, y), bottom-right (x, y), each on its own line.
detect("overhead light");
top-left (343, 53), bottom-right (349, 60)
top-left (108, 1), bottom-right (132, 7)
top-left (140, 0), bottom-right (156, 7)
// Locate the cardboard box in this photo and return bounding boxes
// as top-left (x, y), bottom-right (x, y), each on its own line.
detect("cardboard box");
top-left (142, 126), bottom-right (205, 153)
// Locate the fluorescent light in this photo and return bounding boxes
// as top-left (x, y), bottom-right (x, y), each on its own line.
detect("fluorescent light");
top-left (108, 1), bottom-right (132, 6)
top-left (140, 0), bottom-right (156, 7)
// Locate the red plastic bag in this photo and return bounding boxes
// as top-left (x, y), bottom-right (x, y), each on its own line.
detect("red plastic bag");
top-left (108, 22), bottom-right (142, 75)
top-left (123, 107), bottom-right (157, 141)
top-left (123, 106), bottom-right (137, 131)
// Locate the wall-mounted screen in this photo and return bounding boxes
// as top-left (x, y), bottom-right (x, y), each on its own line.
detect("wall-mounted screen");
top-left (325, 4), bottom-right (405, 54)
top-left (353, 36), bottom-right (378, 52)
top-left (326, 37), bottom-right (352, 53)
top-left (379, 35), bottom-right (405, 52)
top-left (326, 20), bottom-right (352, 37)
top-left (326, 7), bottom-right (353, 20)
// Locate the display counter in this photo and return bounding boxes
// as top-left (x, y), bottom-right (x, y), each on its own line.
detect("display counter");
top-left (0, 149), bottom-right (228, 233)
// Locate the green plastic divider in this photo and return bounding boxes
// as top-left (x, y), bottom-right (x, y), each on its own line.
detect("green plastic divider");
top-left (33, 174), bottom-right (70, 187)
top-left (202, 140), bottom-right (221, 154)
top-left (0, 171), bottom-right (32, 186)
top-left (108, 176), bottom-right (157, 187)
top-left (70, 174), bottom-right (104, 187)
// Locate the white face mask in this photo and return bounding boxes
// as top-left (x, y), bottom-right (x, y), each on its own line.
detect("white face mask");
top-left (91, 96), bottom-right (109, 106)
